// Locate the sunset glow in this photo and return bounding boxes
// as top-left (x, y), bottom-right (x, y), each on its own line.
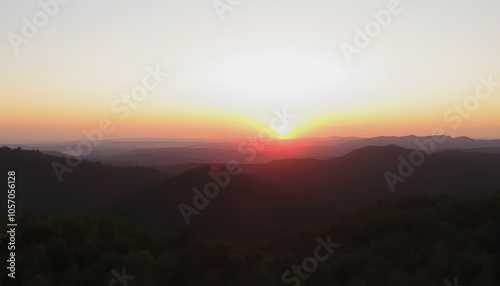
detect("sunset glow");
top-left (1, 0), bottom-right (500, 141)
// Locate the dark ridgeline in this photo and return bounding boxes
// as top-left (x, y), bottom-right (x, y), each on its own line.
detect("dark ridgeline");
top-left (1, 145), bottom-right (499, 285)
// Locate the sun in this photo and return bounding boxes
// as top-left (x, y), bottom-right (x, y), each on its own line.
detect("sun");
top-left (273, 125), bottom-right (291, 136)
top-left (277, 128), bottom-right (290, 136)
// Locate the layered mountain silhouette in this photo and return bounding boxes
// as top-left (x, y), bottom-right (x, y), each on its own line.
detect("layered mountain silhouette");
top-left (93, 145), bottom-right (500, 241)
top-left (2, 143), bottom-right (500, 241)
top-left (6, 135), bottom-right (500, 167)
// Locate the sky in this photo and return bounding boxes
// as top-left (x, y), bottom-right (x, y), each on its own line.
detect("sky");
top-left (1, 0), bottom-right (500, 141)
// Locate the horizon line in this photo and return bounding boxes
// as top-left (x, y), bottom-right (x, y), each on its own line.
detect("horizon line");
top-left (1, 135), bottom-right (500, 145)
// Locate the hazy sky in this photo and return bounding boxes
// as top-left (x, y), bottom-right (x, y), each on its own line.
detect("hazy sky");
top-left (1, 0), bottom-right (500, 140)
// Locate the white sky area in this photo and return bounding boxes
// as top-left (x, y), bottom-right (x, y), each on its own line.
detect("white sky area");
top-left (1, 0), bottom-right (500, 139)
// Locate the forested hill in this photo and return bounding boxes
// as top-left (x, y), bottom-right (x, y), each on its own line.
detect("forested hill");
top-left (0, 147), bottom-right (167, 215)
top-left (1, 191), bottom-right (499, 285)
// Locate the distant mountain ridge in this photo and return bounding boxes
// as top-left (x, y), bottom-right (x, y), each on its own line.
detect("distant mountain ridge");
top-left (20, 135), bottom-right (500, 167)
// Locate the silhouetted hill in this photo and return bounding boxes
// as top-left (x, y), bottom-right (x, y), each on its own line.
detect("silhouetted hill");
top-left (3, 145), bottom-right (500, 242)
top-left (0, 147), bottom-right (167, 216)
top-left (334, 135), bottom-right (500, 151)
top-left (94, 145), bottom-right (500, 241)
top-left (244, 145), bottom-right (500, 196)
